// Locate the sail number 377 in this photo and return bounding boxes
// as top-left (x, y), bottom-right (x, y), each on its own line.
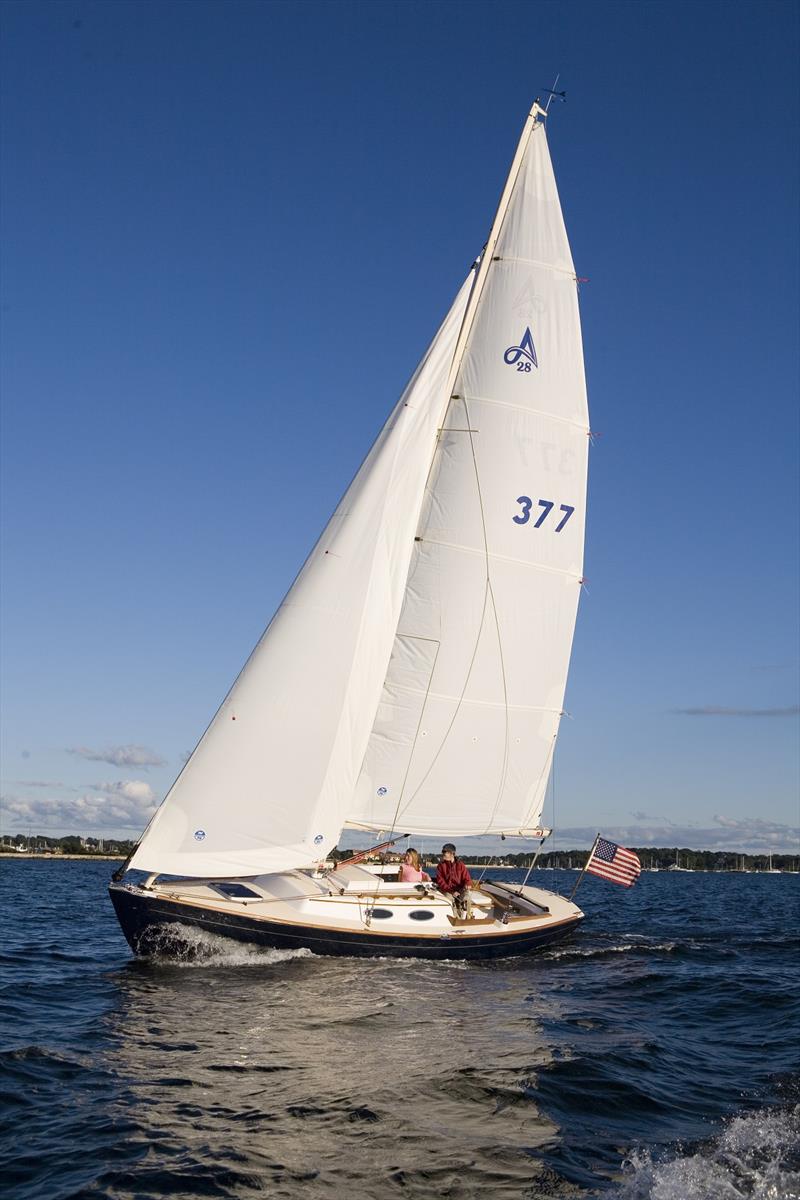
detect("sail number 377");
top-left (513, 497), bottom-right (575, 532)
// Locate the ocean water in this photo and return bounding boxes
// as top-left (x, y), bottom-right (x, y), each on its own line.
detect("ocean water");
top-left (0, 860), bottom-right (798, 1200)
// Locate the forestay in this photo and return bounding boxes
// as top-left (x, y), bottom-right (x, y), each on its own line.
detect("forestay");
top-left (128, 276), bottom-right (473, 877)
top-left (346, 115), bottom-right (589, 839)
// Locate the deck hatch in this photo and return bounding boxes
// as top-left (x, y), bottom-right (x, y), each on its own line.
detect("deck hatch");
top-left (214, 882), bottom-right (261, 899)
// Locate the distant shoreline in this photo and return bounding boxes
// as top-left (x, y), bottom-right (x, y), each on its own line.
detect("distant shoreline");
top-left (0, 856), bottom-right (524, 867)
top-left (1, 854), bottom-right (795, 873)
top-left (462, 863), bottom-right (515, 869)
top-left (0, 853), bottom-right (125, 861)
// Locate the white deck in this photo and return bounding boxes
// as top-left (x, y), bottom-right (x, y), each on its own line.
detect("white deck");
top-left (136, 866), bottom-right (583, 942)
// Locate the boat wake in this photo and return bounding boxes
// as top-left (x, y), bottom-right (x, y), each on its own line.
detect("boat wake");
top-left (138, 923), bottom-right (313, 968)
top-left (544, 939), bottom-right (678, 962)
top-left (614, 1104), bottom-right (800, 1199)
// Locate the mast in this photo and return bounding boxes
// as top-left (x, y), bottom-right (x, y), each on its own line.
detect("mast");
top-left (444, 101), bottom-right (548, 402)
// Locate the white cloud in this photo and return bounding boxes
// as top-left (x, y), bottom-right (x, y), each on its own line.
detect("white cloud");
top-left (630, 809), bottom-right (673, 824)
top-left (14, 779), bottom-right (67, 789)
top-left (67, 744), bottom-right (167, 768)
top-left (672, 706), bottom-right (800, 718)
top-left (0, 779), bottom-right (159, 835)
top-left (550, 821), bottom-right (799, 853)
top-left (90, 780), bottom-right (156, 804)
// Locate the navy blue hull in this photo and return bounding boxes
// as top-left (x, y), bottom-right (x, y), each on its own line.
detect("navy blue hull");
top-left (109, 884), bottom-right (581, 961)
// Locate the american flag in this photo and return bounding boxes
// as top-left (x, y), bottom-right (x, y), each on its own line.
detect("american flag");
top-left (585, 837), bottom-right (641, 887)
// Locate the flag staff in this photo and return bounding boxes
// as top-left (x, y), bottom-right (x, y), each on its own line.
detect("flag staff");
top-left (569, 833), bottom-right (600, 901)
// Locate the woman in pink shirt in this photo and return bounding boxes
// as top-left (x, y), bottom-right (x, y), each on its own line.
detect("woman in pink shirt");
top-left (398, 848), bottom-right (431, 883)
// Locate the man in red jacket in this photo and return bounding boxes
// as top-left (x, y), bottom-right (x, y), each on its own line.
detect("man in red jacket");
top-left (435, 843), bottom-right (473, 918)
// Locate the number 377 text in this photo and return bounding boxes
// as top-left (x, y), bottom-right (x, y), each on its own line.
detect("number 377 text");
top-left (512, 497), bottom-right (575, 532)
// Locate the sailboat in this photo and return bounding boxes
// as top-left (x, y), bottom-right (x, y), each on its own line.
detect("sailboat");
top-left (110, 99), bottom-right (590, 960)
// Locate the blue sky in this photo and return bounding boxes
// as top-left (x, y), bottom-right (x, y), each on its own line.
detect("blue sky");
top-left (1, 0), bottom-right (798, 854)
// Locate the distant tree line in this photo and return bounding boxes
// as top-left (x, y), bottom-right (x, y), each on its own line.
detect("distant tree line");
top-left (331, 845), bottom-right (798, 872)
top-left (1, 834), bottom-right (136, 855)
top-left (3, 837), bottom-right (796, 872)
top-left (446, 847), bottom-right (798, 872)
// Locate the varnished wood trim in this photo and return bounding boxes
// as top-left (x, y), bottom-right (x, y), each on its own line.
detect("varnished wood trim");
top-left (133, 887), bottom-right (580, 940)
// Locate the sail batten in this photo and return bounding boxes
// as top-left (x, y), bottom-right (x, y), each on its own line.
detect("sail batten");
top-left (368, 684), bottom-right (565, 715)
top-left (410, 539), bottom-right (583, 577)
top-left (492, 256), bottom-right (577, 275)
top-left (454, 391), bottom-right (589, 429)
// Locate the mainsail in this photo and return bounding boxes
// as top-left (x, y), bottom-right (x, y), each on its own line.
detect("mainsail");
top-left (346, 110), bottom-right (589, 838)
top-left (128, 103), bottom-right (588, 878)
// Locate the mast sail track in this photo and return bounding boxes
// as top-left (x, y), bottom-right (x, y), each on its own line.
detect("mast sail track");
top-left (444, 100), bottom-right (548, 406)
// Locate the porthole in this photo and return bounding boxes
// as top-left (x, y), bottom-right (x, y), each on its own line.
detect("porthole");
top-left (409, 910), bottom-right (435, 921)
top-left (368, 908), bottom-right (394, 920)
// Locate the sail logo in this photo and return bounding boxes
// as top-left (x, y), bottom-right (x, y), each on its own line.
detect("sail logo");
top-left (313, 834), bottom-right (324, 845)
top-left (193, 829), bottom-right (206, 841)
top-left (504, 327), bottom-right (538, 372)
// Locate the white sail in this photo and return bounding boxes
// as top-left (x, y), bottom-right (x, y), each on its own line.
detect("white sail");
top-left (128, 275), bottom-right (474, 877)
top-left (346, 114), bottom-right (589, 838)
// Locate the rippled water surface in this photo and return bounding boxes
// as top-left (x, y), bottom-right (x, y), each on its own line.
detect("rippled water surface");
top-left (1, 860), bottom-right (798, 1199)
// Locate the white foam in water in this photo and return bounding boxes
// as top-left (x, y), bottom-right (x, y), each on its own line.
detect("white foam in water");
top-left (545, 943), bottom-right (637, 960)
top-left (616, 1105), bottom-right (800, 1199)
top-left (144, 923), bottom-right (313, 968)
top-left (372, 955), bottom-right (468, 968)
